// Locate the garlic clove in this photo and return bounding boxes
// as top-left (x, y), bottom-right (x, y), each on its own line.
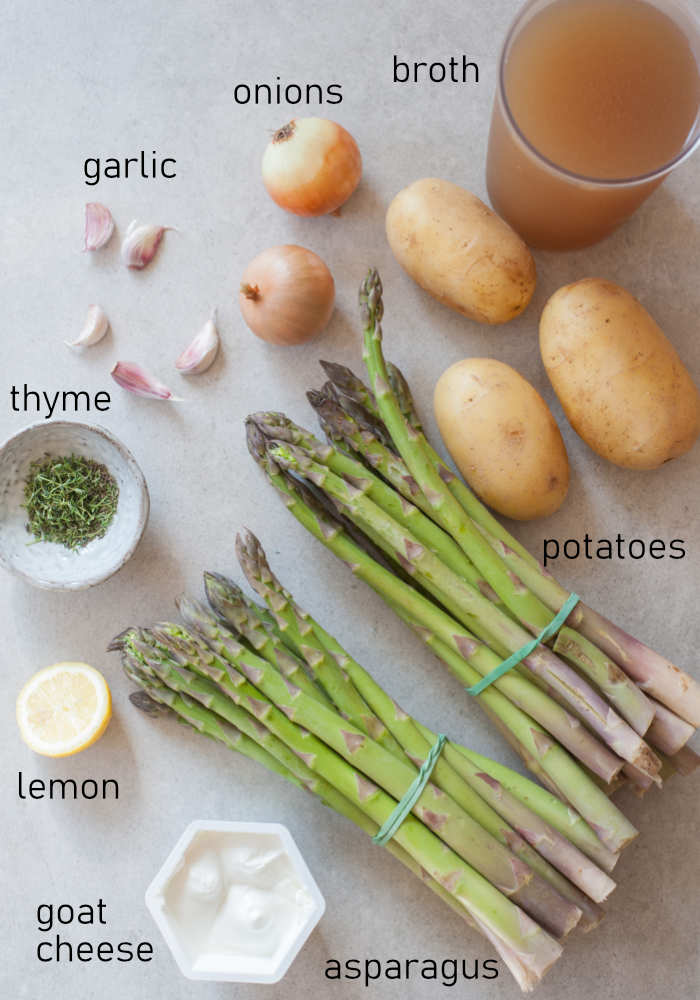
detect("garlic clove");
top-left (111, 361), bottom-right (182, 400)
top-left (84, 203), bottom-right (115, 251)
top-left (175, 311), bottom-right (220, 374)
top-left (65, 305), bottom-right (110, 348)
top-left (121, 220), bottom-right (172, 269)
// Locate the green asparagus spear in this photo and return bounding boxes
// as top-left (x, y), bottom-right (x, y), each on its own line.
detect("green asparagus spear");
top-left (174, 597), bottom-right (585, 937)
top-left (303, 390), bottom-right (670, 750)
top-left (232, 535), bottom-right (403, 756)
top-left (266, 439), bottom-right (632, 784)
top-left (250, 409), bottom-right (515, 632)
top-left (245, 423), bottom-right (638, 855)
top-left (209, 532), bottom-right (616, 871)
top-left (120, 626), bottom-right (563, 982)
top-left (269, 437), bottom-right (660, 781)
top-left (123, 653), bottom-right (558, 990)
top-left (232, 535), bottom-right (611, 916)
top-left (202, 573), bottom-right (336, 706)
top-left (321, 355), bottom-right (700, 728)
top-left (124, 656), bottom-right (486, 918)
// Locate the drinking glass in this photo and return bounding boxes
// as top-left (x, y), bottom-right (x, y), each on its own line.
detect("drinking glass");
top-left (486, 0), bottom-right (700, 250)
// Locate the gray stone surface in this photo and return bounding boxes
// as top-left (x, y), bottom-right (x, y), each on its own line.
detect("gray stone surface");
top-left (1, 0), bottom-right (698, 997)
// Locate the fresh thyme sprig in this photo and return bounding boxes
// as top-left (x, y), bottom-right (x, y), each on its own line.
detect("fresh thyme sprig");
top-left (23, 454), bottom-right (119, 550)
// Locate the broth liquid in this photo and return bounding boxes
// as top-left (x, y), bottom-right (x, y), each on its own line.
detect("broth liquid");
top-left (486, 0), bottom-right (700, 249)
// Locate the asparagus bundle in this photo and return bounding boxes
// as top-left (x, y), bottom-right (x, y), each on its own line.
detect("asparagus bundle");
top-left (246, 425), bottom-right (641, 849)
top-left (116, 532), bottom-right (635, 991)
top-left (244, 268), bottom-right (699, 814)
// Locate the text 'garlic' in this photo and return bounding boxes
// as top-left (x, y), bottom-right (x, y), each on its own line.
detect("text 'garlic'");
top-left (175, 312), bottom-right (220, 374)
top-left (84, 203), bottom-right (115, 251)
top-left (121, 221), bottom-right (172, 270)
top-left (111, 361), bottom-right (181, 400)
top-left (66, 305), bottom-right (110, 349)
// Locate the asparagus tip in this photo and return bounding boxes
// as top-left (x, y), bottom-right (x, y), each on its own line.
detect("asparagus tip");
top-left (318, 360), bottom-right (362, 393)
top-left (359, 268), bottom-right (384, 322)
top-left (203, 570), bottom-right (244, 605)
top-left (306, 387), bottom-right (326, 408)
top-left (175, 593), bottom-right (217, 631)
top-left (107, 626), bottom-right (138, 652)
top-left (245, 417), bottom-right (270, 465)
top-left (129, 689), bottom-right (170, 718)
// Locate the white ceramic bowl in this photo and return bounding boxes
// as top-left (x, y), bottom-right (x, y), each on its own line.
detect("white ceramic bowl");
top-left (146, 820), bottom-right (326, 983)
top-left (0, 420), bottom-right (149, 590)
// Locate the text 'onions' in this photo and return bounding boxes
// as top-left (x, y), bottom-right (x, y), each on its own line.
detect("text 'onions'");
top-left (262, 117), bottom-right (362, 217)
top-left (239, 245), bottom-right (335, 346)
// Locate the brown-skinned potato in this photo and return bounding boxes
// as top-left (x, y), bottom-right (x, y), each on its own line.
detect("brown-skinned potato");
top-left (540, 279), bottom-right (699, 469)
top-left (386, 179), bottom-right (536, 324)
top-left (434, 358), bottom-right (569, 520)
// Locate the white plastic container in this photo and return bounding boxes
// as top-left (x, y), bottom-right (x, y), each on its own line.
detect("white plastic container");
top-left (145, 820), bottom-right (326, 983)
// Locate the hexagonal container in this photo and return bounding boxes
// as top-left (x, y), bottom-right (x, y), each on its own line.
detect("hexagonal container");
top-left (145, 820), bottom-right (326, 983)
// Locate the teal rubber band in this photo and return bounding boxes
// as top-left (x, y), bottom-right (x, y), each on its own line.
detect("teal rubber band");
top-left (372, 733), bottom-right (447, 846)
top-left (466, 592), bottom-right (580, 697)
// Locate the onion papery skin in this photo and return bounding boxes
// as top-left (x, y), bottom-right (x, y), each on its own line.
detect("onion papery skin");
top-left (239, 245), bottom-right (335, 346)
top-left (262, 117), bottom-right (362, 217)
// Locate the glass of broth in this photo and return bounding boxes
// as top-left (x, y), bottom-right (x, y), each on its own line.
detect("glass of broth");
top-left (486, 0), bottom-right (700, 250)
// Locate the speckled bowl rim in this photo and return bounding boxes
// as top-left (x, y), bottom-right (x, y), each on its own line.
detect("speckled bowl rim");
top-left (0, 420), bottom-right (150, 590)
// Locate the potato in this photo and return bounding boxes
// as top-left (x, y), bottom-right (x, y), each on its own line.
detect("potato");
top-left (540, 279), bottom-right (699, 469)
top-left (434, 358), bottom-right (569, 520)
top-left (385, 178), bottom-right (536, 324)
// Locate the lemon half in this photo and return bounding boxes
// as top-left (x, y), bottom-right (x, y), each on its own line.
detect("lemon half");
top-left (16, 662), bottom-right (112, 757)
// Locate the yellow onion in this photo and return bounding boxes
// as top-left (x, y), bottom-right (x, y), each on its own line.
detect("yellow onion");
top-left (262, 117), bottom-right (362, 217)
top-left (239, 245), bottom-right (335, 346)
